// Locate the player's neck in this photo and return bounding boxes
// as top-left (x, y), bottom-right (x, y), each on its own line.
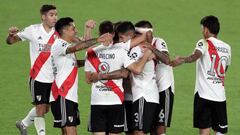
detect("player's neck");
top-left (205, 34), bottom-right (217, 39)
top-left (42, 23), bottom-right (53, 33)
top-left (61, 35), bottom-right (72, 43)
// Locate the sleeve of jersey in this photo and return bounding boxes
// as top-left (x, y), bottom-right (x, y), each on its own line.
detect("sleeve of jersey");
top-left (16, 25), bottom-right (33, 41)
top-left (128, 47), bottom-right (142, 62)
top-left (122, 49), bottom-right (135, 68)
top-left (155, 38), bottom-right (169, 52)
top-left (227, 46), bottom-right (231, 65)
top-left (84, 52), bottom-right (95, 72)
top-left (195, 39), bottom-right (207, 55)
top-left (59, 42), bottom-right (70, 56)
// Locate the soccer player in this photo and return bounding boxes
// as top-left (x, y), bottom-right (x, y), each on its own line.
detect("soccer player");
top-left (6, 4), bottom-right (58, 135)
top-left (170, 15), bottom-right (231, 135)
top-left (135, 20), bottom-right (175, 135)
top-left (84, 20), bottom-right (153, 135)
top-left (50, 17), bottom-right (112, 135)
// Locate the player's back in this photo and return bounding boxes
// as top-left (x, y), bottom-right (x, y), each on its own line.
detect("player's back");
top-left (195, 37), bottom-right (231, 101)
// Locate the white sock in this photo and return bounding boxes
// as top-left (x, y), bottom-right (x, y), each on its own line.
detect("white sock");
top-left (216, 132), bottom-right (224, 135)
top-left (22, 107), bottom-right (36, 127)
top-left (34, 117), bottom-right (46, 135)
top-left (160, 134), bottom-right (166, 135)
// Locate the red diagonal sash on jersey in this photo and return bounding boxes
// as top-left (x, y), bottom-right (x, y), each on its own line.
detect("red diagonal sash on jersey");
top-left (30, 31), bottom-right (59, 79)
top-left (51, 67), bottom-right (78, 100)
top-left (87, 48), bottom-right (124, 103)
top-left (207, 39), bottom-right (225, 86)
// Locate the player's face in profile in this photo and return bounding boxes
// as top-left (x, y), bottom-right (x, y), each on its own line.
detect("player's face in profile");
top-left (201, 25), bottom-right (208, 39)
top-left (42, 9), bottom-right (58, 28)
top-left (64, 23), bottom-right (78, 41)
top-left (118, 32), bottom-right (132, 43)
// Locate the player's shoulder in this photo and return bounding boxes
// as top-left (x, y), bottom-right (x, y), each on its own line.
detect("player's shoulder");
top-left (196, 38), bottom-right (208, 47)
top-left (154, 37), bottom-right (166, 43)
top-left (216, 38), bottom-right (231, 50)
top-left (26, 24), bottom-right (41, 30)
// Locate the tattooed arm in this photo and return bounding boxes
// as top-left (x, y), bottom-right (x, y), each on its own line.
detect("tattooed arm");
top-left (90, 68), bottom-right (130, 83)
top-left (147, 45), bottom-right (170, 65)
top-left (66, 33), bottom-right (112, 54)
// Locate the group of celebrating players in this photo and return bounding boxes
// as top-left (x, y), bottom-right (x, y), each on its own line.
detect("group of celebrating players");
top-left (6, 4), bottom-right (231, 135)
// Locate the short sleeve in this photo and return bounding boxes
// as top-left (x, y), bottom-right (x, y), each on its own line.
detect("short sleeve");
top-left (52, 40), bottom-right (70, 56)
top-left (121, 49), bottom-right (135, 68)
top-left (154, 38), bottom-right (169, 52)
top-left (227, 46), bottom-right (231, 65)
top-left (128, 46), bottom-right (143, 61)
top-left (16, 25), bottom-right (33, 41)
top-left (84, 58), bottom-right (95, 72)
top-left (195, 39), bottom-right (207, 55)
top-left (115, 40), bottom-right (131, 51)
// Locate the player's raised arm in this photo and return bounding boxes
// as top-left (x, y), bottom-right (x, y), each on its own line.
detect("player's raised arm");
top-left (83, 19), bottom-right (96, 41)
top-left (66, 33), bottom-right (112, 54)
top-left (6, 26), bottom-right (21, 44)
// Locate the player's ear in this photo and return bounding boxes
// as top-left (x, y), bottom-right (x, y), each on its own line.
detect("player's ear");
top-left (41, 14), bottom-right (46, 21)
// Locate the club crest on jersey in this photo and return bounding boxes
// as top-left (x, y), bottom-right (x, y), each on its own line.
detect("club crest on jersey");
top-left (36, 95), bottom-right (42, 101)
top-left (68, 116), bottom-right (73, 123)
top-left (98, 62), bottom-right (110, 74)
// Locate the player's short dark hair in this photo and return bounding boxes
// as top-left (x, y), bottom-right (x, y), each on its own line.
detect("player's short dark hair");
top-left (135, 20), bottom-right (153, 28)
top-left (116, 21), bottom-right (135, 34)
top-left (99, 21), bottom-right (114, 35)
top-left (40, 4), bottom-right (56, 15)
top-left (200, 15), bottom-right (220, 35)
top-left (55, 17), bottom-right (74, 36)
top-left (113, 21), bottom-right (122, 43)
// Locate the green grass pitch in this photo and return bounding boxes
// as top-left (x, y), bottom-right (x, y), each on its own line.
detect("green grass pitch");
top-left (0, 0), bottom-right (239, 134)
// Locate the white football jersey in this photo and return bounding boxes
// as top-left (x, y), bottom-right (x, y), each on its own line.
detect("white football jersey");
top-left (194, 37), bottom-right (231, 101)
top-left (85, 44), bottom-right (135, 105)
top-left (129, 46), bottom-right (159, 103)
top-left (50, 38), bottom-right (78, 103)
top-left (17, 24), bottom-right (55, 83)
top-left (152, 37), bottom-right (175, 93)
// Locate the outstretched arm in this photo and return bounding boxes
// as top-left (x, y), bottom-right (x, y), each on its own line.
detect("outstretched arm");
top-left (170, 49), bottom-right (202, 67)
top-left (6, 26), bottom-right (21, 44)
top-left (66, 33), bottom-right (112, 54)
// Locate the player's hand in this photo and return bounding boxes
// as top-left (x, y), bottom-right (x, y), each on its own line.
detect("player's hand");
top-left (169, 56), bottom-right (185, 67)
top-left (97, 33), bottom-right (113, 46)
top-left (8, 26), bottom-right (19, 36)
top-left (146, 31), bottom-right (153, 43)
top-left (89, 72), bottom-right (100, 83)
top-left (85, 20), bottom-right (96, 29)
top-left (143, 48), bottom-right (153, 58)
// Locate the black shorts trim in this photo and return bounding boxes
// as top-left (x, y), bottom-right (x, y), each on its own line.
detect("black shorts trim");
top-left (124, 101), bottom-right (133, 133)
top-left (154, 86), bottom-right (174, 127)
top-left (132, 97), bottom-right (158, 133)
top-left (194, 92), bottom-right (228, 134)
top-left (29, 78), bottom-right (51, 105)
top-left (88, 105), bottom-right (124, 133)
top-left (50, 96), bottom-right (80, 128)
